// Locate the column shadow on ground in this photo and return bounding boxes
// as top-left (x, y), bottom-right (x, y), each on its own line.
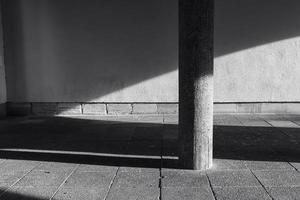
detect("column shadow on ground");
top-left (0, 190), bottom-right (48, 200)
top-left (0, 116), bottom-right (299, 169)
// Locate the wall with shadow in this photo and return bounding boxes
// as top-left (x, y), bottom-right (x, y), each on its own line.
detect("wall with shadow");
top-left (214, 0), bottom-right (300, 102)
top-left (2, 0), bottom-right (300, 103)
top-left (2, 0), bottom-right (178, 102)
top-left (0, 2), bottom-right (6, 105)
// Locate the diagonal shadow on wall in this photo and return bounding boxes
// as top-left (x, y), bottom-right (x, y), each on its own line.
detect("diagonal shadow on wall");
top-left (2, 0), bottom-right (300, 103)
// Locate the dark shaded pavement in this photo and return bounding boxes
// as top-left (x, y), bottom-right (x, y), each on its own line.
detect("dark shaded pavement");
top-left (0, 114), bottom-right (299, 199)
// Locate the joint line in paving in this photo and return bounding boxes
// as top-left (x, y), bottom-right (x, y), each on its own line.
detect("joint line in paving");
top-left (50, 164), bottom-right (80, 200)
top-left (236, 115), bottom-right (287, 155)
top-left (159, 136), bottom-right (164, 200)
top-left (104, 167), bottom-right (119, 200)
top-left (257, 116), bottom-right (300, 165)
top-left (232, 115), bottom-right (245, 126)
top-left (257, 116), bottom-right (273, 127)
top-left (206, 173), bottom-right (217, 200)
top-left (258, 116), bottom-right (292, 137)
top-left (291, 120), bottom-right (300, 126)
top-left (249, 170), bottom-right (275, 200)
top-left (0, 161), bottom-right (42, 198)
top-left (267, 120), bottom-right (297, 140)
top-left (287, 162), bottom-right (300, 174)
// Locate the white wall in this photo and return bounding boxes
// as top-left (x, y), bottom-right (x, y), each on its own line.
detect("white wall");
top-left (214, 0), bottom-right (300, 102)
top-left (3, 0), bottom-right (300, 103)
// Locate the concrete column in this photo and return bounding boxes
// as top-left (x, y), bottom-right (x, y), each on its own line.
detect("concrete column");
top-left (179, 0), bottom-right (214, 170)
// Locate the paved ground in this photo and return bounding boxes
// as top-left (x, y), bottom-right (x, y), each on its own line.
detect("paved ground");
top-left (0, 114), bottom-right (299, 200)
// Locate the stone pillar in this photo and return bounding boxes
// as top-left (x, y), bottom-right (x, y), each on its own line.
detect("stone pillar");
top-left (0, 3), bottom-right (6, 117)
top-left (179, 0), bottom-right (214, 170)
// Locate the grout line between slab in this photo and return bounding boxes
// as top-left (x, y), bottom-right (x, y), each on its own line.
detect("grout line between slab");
top-left (236, 115), bottom-right (288, 158)
top-left (232, 115), bottom-right (245, 126)
top-left (0, 161), bottom-right (42, 197)
top-left (50, 164), bottom-right (80, 200)
top-left (206, 174), bottom-right (217, 200)
top-left (159, 137), bottom-right (164, 200)
top-left (259, 117), bottom-right (293, 137)
top-left (287, 162), bottom-right (300, 174)
top-left (291, 120), bottom-right (300, 126)
top-left (249, 170), bottom-right (274, 200)
top-left (263, 118), bottom-right (299, 150)
top-left (103, 167), bottom-right (119, 200)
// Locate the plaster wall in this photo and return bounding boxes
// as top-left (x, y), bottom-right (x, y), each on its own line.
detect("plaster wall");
top-left (0, 5), bottom-right (6, 115)
top-left (214, 0), bottom-right (300, 102)
top-left (0, 42), bottom-right (5, 104)
top-left (3, 0), bottom-right (300, 103)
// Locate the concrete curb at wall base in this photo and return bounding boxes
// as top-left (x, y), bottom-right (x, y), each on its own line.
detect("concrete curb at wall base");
top-left (215, 103), bottom-right (300, 114)
top-left (82, 104), bottom-right (106, 115)
top-left (0, 103), bottom-right (6, 117)
top-left (57, 103), bottom-right (82, 115)
top-left (107, 104), bottom-right (132, 115)
top-left (7, 103), bottom-right (31, 116)
top-left (132, 104), bottom-right (157, 114)
top-left (157, 104), bottom-right (178, 114)
top-left (5, 102), bottom-right (300, 116)
top-left (32, 103), bottom-right (57, 116)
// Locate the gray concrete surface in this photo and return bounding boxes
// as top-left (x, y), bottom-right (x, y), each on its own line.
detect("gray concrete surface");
top-left (0, 114), bottom-right (299, 199)
top-left (179, 0), bottom-right (214, 170)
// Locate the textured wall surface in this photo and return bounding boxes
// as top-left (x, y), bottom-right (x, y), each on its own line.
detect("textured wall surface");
top-left (214, 0), bottom-right (300, 102)
top-left (3, 0), bottom-right (178, 102)
top-left (3, 0), bottom-right (300, 103)
top-left (0, 5), bottom-right (6, 107)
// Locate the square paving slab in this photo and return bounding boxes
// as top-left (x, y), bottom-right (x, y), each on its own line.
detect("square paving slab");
top-left (213, 187), bottom-right (272, 200)
top-left (207, 170), bottom-right (261, 187)
top-left (253, 170), bottom-right (300, 187)
top-left (266, 186), bottom-right (300, 200)
top-left (0, 114), bottom-right (299, 199)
